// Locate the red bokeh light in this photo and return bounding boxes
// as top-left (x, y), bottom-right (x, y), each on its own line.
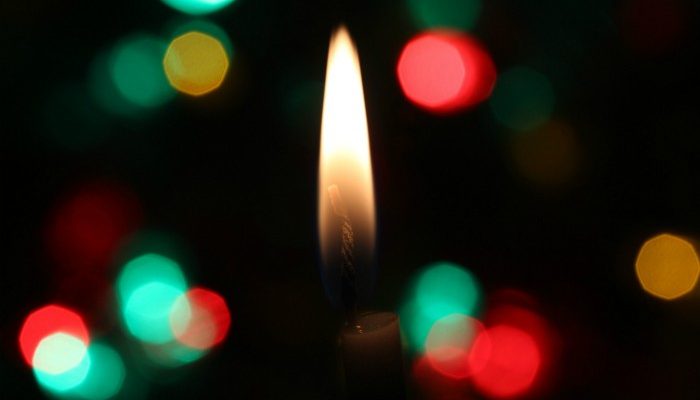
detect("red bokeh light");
top-left (397, 31), bottom-right (496, 114)
top-left (469, 325), bottom-right (541, 399)
top-left (45, 181), bottom-right (142, 271)
top-left (173, 287), bottom-right (231, 350)
top-left (18, 305), bottom-right (89, 366)
top-left (412, 356), bottom-right (473, 400)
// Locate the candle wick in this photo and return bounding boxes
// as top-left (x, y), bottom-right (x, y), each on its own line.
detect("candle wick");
top-left (328, 184), bottom-right (358, 326)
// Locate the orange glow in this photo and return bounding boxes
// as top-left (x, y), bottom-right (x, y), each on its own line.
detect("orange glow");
top-left (635, 233), bottom-right (700, 300)
top-left (318, 26), bottom-right (376, 307)
top-left (19, 305), bottom-right (89, 366)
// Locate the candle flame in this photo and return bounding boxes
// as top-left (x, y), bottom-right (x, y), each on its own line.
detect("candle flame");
top-left (318, 26), bottom-right (376, 308)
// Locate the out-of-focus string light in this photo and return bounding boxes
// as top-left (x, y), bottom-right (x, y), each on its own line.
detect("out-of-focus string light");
top-left (163, 31), bottom-right (230, 96)
top-left (509, 120), bottom-right (581, 186)
top-left (19, 305), bottom-right (90, 367)
top-left (72, 343), bottom-right (126, 400)
top-left (407, 0), bottom-right (482, 31)
top-left (90, 34), bottom-right (174, 117)
top-left (162, 0), bottom-right (235, 16)
top-left (170, 287), bottom-right (231, 350)
top-left (635, 233), bottom-right (700, 300)
top-left (45, 182), bottom-right (141, 272)
top-left (33, 334), bottom-right (92, 393)
top-left (490, 66), bottom-right (554, 131)
top-left (397, 31), bottom-right (496, 114)
top-left (424, 313), bottom-right (488, 379)
top-left (117, 254), bottom-right (189, 344)
top-left (470, 325), bottom-right (541, 398)
top-left (400, 261), bottom-right (482, 351)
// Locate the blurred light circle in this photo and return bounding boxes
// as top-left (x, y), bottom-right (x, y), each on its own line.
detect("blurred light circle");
top-left (400, 261), bottom-right (482, 351)
top-left (635, 233), bottom-right (700, 300)
top-left (510, 120), bottom-right (581, 186)
top-left (74, 343), bottom-right (126, 400)
top-left (141, 340), bottom-right (206, 367)
top-left (123, 282), bottom-right (187, 344)
top-left (490, 66), bottom-right (554, 131)
top-left (33, 335), bottom-right (91, 393)
top-left (397, 31), bottom-right (496, 113)
top-left (425, 314), bottom-right (488, 379)
top-left (45, 182), bottom-right (141, 271)
top-left (470, 325), bottom-right (541, 398)
top-left (162, 0), bottom-right (235, 15)
top-left (407, 0), bottom-right (481, 31)
top-left (117, 253), bottom-right (187, 304)
top-left (19, 305), bottom-right (89, 366)
top-left (170, 287), bottom-right (231, 350)
top-left (110, 35), bottom-right (174, 109)
top-left (32, 333), bottom-right (88, 375)
top-left (163, 31), bottom-right (230, 96)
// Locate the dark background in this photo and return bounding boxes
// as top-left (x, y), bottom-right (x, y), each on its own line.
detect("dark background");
top-left (2, 0), bottom-right (700, 398)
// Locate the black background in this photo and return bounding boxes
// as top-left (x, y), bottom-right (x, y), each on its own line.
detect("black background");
top-left (2, 0), bottom-right (700, 398)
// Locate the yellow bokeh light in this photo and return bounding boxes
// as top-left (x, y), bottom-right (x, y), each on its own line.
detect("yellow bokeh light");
top-left (163, 31), bottom-right (229, 96)
top-left (635, 233), bottom-right (700, 300)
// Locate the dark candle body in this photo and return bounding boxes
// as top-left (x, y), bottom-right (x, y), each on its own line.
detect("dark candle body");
top-left (340, 312), bottom-right (405, 400)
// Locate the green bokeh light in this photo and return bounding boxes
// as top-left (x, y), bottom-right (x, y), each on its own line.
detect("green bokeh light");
top-left (34, 335), bottom-right (91, 393)
top-left (74, 343), bottom-right (126, 400)
top-left (118, 254), bottom-right (189, 344)
top-left (123, 282), bottom-right (187, 344)
top-left (162, 0), bottom-right (235, 16)
top-left (407, 0), bottom-right (481, 30)
top-left (490, 66), bottom-right (555, 132)
top-left (117, 253), bottom-right (187, 304)
top-left (110, 35), bottom-right (174, 109)
top-left (142, 340), bottom-right (206, 368)
top-left (400, 261), bottom-right (482, 351)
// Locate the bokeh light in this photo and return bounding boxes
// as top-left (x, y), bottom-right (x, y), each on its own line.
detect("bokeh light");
top-left (509, 120), bottom-right (581, 186)
top-left (490, 66), bottom-right (554, 131)
top-left (397, 31), bottom-right (496, 113)
top-left (170, 287), bottom-right (231, 350)
top-left (162, 0), bottom-right (235, 16)
top-left (74, 343), bottom-right (126, 400)
top-left (34, 337), bottom-right (91, 393)
top-left (117, 254), bottom-right (188, 343)
top-left (91, 34), bottom-right (174, 117)
top-left (32, 333), bottom-right (88, 375)
top-left (470, 325), bottom-right (541, 398)
top-left (19, 305), bottom-right (89, 366)
top-left (425, 313), bottom-right (488, 379)
top-left (400, 261), bottom-right (482, 351)
top-left (635, 233), bottom-right (700, 300)
top-left (141, 340), bottom-right (206, 368)
top-left (163, 31), bottom-right (229, 96)
top-left (407, 0), bottom-right (481, 31)
top-left (45, 182), bottom-right (141, 271)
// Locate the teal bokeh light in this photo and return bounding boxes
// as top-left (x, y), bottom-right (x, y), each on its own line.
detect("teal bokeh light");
top-left (74, 343), bottom-right (126, 399)
top-left (490, 66), bottom-right (555, 132)
top-left (162, 0), bottom-right (235, 15)
top-left (407, 0), bottom-right (481, 31)
top-left (123, 282), bottom-right (187, 344)
top-left (111, 35), bottom-right (174, 109)
top-left (117, 253), bottom-right (187, 304)
top-left (118, 253), bottom-right (189, 343)
top-left (400, 261), bottom-right (482, 351)
top-left (34, 341), bottom-right (91, 393)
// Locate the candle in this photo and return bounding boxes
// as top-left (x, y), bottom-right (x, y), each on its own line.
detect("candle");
top-left (318, 26), bottom-right (405, 399)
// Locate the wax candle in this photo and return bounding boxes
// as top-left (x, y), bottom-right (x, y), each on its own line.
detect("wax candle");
top-left (317, 26), bottom-right (405, 399)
